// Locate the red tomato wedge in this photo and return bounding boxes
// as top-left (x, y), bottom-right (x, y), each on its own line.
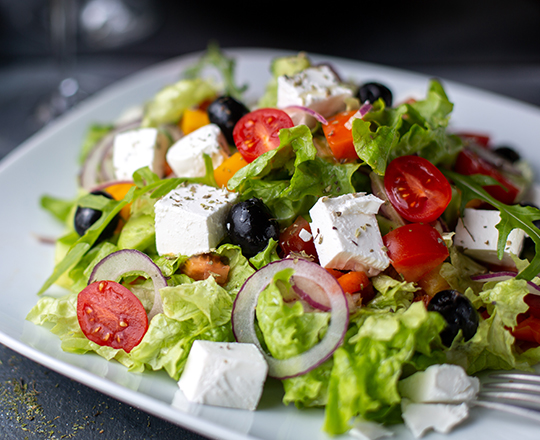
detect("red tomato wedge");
top-left (384, 155), bottom-right (452, 223)
top-left (322, 110), bottom-right (358, 161)
top-left (77, 280), bottom-right (148, 353)
top-left (512, 316), bottom-right (540, 345)
top-left (383, 223), bottom-right (449, 282)
top-left (233, 108), bottom-right (294, 163)
top-left (278, 216), bottom-right (318, 262)
top-left (454, 148), bottom-right (520, 205)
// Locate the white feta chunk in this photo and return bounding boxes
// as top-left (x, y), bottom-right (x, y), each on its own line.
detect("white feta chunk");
top-left (398, 364), bottom-right (479, 404)
top-left (112, 127), bottom-right (170, 180)
top-left (309, 193), bottom-right (390, 276)
top-left (401, 399), bottom-right (469, 438)
top-left (178, 340), bottom-right (268, 411)
top-left (276, 65), bottom-right (353, 118)
top-left (154, 183), bottom-right (238, 256)
top-left (454, 208), bottom-right (526, 266)
top-left (166, 123), bottom-right (229, 178)
top-left (298, 227), bottom-right (313, 243)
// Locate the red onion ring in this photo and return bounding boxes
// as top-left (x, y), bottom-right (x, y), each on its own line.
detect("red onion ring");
top-left (291, 275), bottom-right (361, 312)
top-left (471, 272), bottom-right (540, 296)
top-left (231, 259), bottom-right (349, 379)
top-left (88, 249), bottom-right (168, 320)
top-left (79, 119), bottom-right (141, 190)
top-left (284, 105), bottom-right (328, 125)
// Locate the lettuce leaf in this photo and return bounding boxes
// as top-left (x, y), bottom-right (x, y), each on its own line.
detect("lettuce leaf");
top-left (323, 303), bottom-right (446, 434)
top-left (228, 125), bottom-right (361, 225)
top-left (352, 80), bottom-right (462, 175)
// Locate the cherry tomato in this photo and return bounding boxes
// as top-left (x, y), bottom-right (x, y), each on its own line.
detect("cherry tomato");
top-left (382, 223), bottom-right (449, 282)
top-left (233, 108), bottom-right (294, 163)
top-left (511, 316), bottom-right (540, 345)
top-left (384, 155), bottom-right (452, 223)
top-left (322, 110), bottom-right (358, 161)
top-left (456, 132), bottom-right (491, 148)
top-left (278, 216), bottom-right (318, 262)
top-left (77, 280), bottom-right (148, 353)
top-left (454, 148), bottom-right (520, 205)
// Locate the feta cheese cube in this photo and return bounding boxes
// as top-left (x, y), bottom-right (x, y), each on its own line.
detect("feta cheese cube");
top-left (454, 208), bottom-right (526, 266)
top-left (154, 183), bottom-right (238, 256)
top-left (276, 65), bottom-right (353, 118)
top-left (112, 127), bottom-right (170, 180)
top-left (166, 124), bottom-right (229, 178)
top-left (401, 399), bottom-right (469, 438)
top-left (178, 340), bottom-right (268, 411)
top-left (309, 193), bottom-right (390, 276)
top-left (398, 364), bottom-right (479, 404)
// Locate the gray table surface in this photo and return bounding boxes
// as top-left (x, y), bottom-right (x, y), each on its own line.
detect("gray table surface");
top-left (1, 0), bottom-right (540, 439)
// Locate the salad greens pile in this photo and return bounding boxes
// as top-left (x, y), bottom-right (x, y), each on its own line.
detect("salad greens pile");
top-left (28, 45), bottom-right (540, 435)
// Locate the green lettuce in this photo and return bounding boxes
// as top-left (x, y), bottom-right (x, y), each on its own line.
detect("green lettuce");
top-left (323, 303), bottom-right (446, 434)
top-left (352, 80), bottom-right (462, 175)
top-left (447, 277), bottom-right (540, 374)
top-left (228, 125), bottom-right (361, 226)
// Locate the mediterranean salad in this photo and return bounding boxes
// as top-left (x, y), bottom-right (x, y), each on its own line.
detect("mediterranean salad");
top-left (28, 45), bottom-right (540, 437)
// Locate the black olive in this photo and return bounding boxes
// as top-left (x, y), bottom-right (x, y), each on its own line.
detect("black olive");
top-left (427, 289), bottom-right (479, 347)
top-left (356, 82), bottom-right (393, 107)
top-left (207, 96), bottom-right (250, 145)
top-left (226, 198), bottom-right (280, 258)
top-left (74, 190), bottom-right (119, 241)
top-left (493, 146), bottom-right (521, 163)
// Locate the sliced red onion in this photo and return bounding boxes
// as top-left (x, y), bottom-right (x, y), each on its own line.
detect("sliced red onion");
top-left (79, 119), bottom-right (141, 190)
top-left (471, 272), bottom-right (540, 296)
top-left (284, 105), bottom-right (328, 125)
top-left (291, 275), bottom-right (361, 312)
top-left (369, 171), bottom-right (407, 227)
top-left (88, 249), bottom-right (168, 320)
top-left (231, 259), bottom-right (349, 379)
top-left (344, 103), bottom-right (373, 130)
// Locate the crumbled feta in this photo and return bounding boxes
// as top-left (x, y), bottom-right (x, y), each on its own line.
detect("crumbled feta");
top-left (154, 183), bottom-right (238, 256)
top-left (276, 65), bottom-right (354, 117)
top-left (309, 193), bottom-right (390, 276)
top-left (298, 227), bottom-right (312, 242)
top-left (112, 127), bottom-right (170, 180)
top-left (454, 208), bottom-right (526, 266)
top-left (398, 364), bottom-right (479, 404)
top-left (178, 340), bottom-right (268, 411)
top-left (401, 399), bottom-right (469, 438)
top-left (166, 123), bottom-right (229, 178)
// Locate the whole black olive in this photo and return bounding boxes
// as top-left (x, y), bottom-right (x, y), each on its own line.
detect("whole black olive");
top-left (207, 96), bottom-right (250, 145)
top-left (427, 289), bottom-right (479, 347)
top-left (493, 146), bottom-right (521, 163)
top-left (226, 198), bottom-right (280, 258)
top-left (356, 82), bottom-right (393, 107)
top-left (74, 190), bottom-right (118, 241)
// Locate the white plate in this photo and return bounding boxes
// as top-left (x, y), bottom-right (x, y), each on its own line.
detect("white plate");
top-left (2, 48), bottom-right (540, 440)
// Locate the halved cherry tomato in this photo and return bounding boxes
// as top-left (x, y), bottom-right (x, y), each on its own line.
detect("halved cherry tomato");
top-left (384, 155), bottom-right (452, 223)
top-left (454, 148), bottom-right (520, 205)
top-left (322, 110), bottom-right (358, 161)
top-left (511, 316), bottom-right (540, 345)
top-left (233, 108), bottom-right (294, 163)
top-left (77, 280), bottom-right (148, 353)
top-left (278, 216), bottom-right (318, 262)
top-left (382, 223), bottom-right (449, 282)
top-left (456, 132), bottom-right (491, 148)
top-left (181, 253), bottom-right (230, 286)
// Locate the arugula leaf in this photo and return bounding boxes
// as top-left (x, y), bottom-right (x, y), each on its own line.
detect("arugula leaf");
top-left (443, 170), bottom-right (540, 280)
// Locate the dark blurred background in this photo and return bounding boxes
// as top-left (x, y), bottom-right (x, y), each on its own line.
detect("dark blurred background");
top-left (1, 0), bottom-right (540, 157)
top-left (1, 1), bottom-right (540, 439)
